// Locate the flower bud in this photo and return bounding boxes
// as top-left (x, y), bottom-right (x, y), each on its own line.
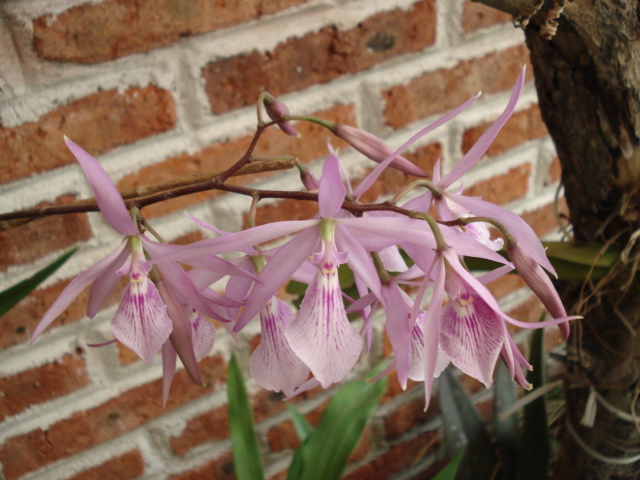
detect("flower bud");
top-left (263, 93), bottom-right (300, 137)
top-left (333, 124), bottom-right (428, 177)
top-left (507, 241), bottom-right (570, 339)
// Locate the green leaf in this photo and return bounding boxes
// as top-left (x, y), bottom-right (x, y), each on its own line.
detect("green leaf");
top-left (543, 241), bottom-right (620, 269)
top-left (226, 354), bottom-right (265, 480)
top-left (432, 448), bottom-right (466, 480)
top-left (494, 362), bottom-right (519, 480)
top-left (0, 248), bottom-right (77, 318)
top-left (438, 368), bottom-right (498, 480)
top-left (290, 367), bottom-right (387, 480)
top-left (515, 327), bottom-right (550, 480)
top-left (287, 404), bottom-right (314, 442)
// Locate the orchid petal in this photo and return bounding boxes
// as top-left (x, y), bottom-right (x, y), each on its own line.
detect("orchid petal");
top-left (335, 225), bottom-right (382, 299)
top-left (447, 192), bottom-right (554, 273)
top-left (148, 219), bottom-right (319, 265)
top-left (236, 227), bottom-right (320, 331)
top-left (64, 137), bottom-right (137, 236)
top-left (353, 92), bottom-right (480, 199)
top-left (31, 240), bottom-right (129, 342)
top-left (142, 237), bottom-right (227, 320)
top-left (423, 256), bottom-right (445, 411)
top-left (338, 216), bottom-right (437, 251)
top-left (111, 277), bottom-right (173, 366)
top-left (285, 263), bottom-right (362, 388)
top-left (380, 283), bottom-right (412, 388)
top-left (440, 67), bottom-right (525, 189)
top-left (250, 297), bottom-right (310, 396)
top-left (378, 245), bottom-right (408, 272)
top-left (86, 239), bottom-right (131, 317)
top-left (440, 291), bottom-right (505, 388)
top-left (318, 154), bottom-right (347, 218)
top-left (190, 311), bottom-right (215, 361)
top-left (157, 281), bottom-right (202, 385)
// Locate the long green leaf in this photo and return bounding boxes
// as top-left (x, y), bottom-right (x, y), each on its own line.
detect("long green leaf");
top-left (494, 362), bottom-right (518, 480)
top-left (0, 248), bottom-right (77, 318)
top-left (515, 328), bottom-right (549, 480)
top-left (287, 404), bottom-right (314, 442)
top-left (290, 368), bottom-right (387, 480)
top-left (226, 354), bottom-right (265, 480)
top-left (433, 448), bottom-right (466, 480)
top-left (438, 368), bottom-right (498, 480)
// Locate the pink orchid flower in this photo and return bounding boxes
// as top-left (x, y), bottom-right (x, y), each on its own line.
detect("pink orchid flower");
top-left (31, 138), bottom-right (225, 390)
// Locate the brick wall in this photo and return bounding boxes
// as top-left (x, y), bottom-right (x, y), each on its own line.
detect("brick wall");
top-left (0, 0), bottom-right (565, 479)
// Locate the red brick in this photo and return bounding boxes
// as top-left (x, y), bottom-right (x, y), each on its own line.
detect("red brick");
top-left (118, 104), bottom-right (355, 218)
top-left (463, 164), bottom-right (531, 205)
top-left (546, 156), bottom-right (562, 186)
top-left (383, 396), bottom-right (437, 440)
top-left (203, 1), bottom-right (436, 114)
top-left (343, 430), bottom-right (439, 480)
top-left (67, 450), bottom-right (145, 480)
top-left (486, 272), bottom-right (527, 300)
top-left (462, 0), bottom-right (512, 33)
top-left (0, 351), bottom-right (89, 421)
top-left (461, 105), bottom-right (548, 158)
top-left (0, 196), bottom-right (91, 271)
top-left (520, 197), bottom-right (568, 237)
top-left (2, 275), bottom-right (126, 349)
top-left (33, 0), bottom-right (310, 64)
top-left (0, 355), bottom-right (225, 480)
top-left (170, 450), bottom-right (234, 480)
top-left (170, 405), bottom-right (229, 456)
top-left (507, 294), bottom-right (544, 325)
top-left (1, 87), bottom-right (175, 182)
top-left (383, 45), bottom-right (532, 129)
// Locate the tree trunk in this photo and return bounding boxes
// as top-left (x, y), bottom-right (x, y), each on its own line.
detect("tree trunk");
top-left (476, 1), bottom-right (640, 478)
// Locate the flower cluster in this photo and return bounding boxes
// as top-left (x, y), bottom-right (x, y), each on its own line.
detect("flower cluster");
top-left (32, 68), bottom-right (575, 408)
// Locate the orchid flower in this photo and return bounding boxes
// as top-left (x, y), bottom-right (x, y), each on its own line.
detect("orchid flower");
top-left (31, 138), bottom-right (226, 390)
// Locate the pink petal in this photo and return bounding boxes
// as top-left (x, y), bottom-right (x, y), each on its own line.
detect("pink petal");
top-left (285, 263), bottom-right (362, 388)
top-left (148, 219), bottom-right (319, 265)
top-left (64, 137), bottom-right (137, 236)
top-left (352, 93), bottom-right (480, 198)
top-left (447, 192), bottom-right (555, 275)
top-left (318, 154), bottom-right (347, 218)
top-left (111, 277), bottom-right (173, 366)
top-left (190, 311), bottom-right (215, 361)
top-left (236, 227), bottom-right (320, 331)
top-left (30, 240), bottom-right (129, 342)
top-left (378, 245), bottom-right (408, 272)
top-left (334, 226), bottom-right (382, 299)
top-left (250, 297), bottom-right (310, 396)
top-left (157, 280), bottom-right (202, 385)
top-left (440, 67), bottom-right (525, 189)
top-left (423, 256), bottom-right (445, 411)
top-left (87, 241), bottom-right (132, 317)
top-left (380, 283), bottom-right (412, 388)
top-left (440, 291), bottom-right (505, 388)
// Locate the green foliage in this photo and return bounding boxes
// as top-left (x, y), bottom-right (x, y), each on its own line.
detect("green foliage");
top-left (287, 366), bottom-right (387, 480)
top-left (226, 354), bottom-right (265, 480)
top-left (438, 368), bottom-right (498, 480)
top-left (0, 248), bottom-right (77, 318)
top-left (464, 240), bottom-right (621, 281)
top-left (432, 449), bottom-right (465, 480)
top-left (494, 362), bottom-right (519, 479)
top-left (515, 328), bottom-right (550, 480)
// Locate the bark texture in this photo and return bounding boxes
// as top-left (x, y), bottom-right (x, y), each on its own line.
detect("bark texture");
top-left (478, 1), bottom-right (640, 478)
